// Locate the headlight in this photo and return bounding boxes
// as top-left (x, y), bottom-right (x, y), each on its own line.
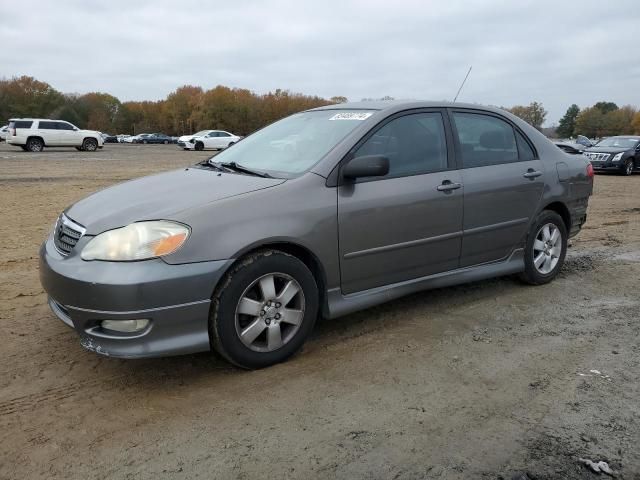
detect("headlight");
top-left (81, 221), bottom-right (190, 261)
top-left (612, 152), bottom-right (624, 162)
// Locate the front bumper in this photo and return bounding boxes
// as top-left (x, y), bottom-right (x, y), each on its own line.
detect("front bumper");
top-left (39, 236), bottom-right (232, 358)
top-left (183, 142), bottom-right (196, 150)
top-left (589, 160), bottom-right (624, 172)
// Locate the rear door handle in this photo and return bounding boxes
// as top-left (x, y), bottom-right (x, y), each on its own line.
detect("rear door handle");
top-left (437, 181), bottom-right (462, 192)
top-left (523, 169), bottom-right (543, 179)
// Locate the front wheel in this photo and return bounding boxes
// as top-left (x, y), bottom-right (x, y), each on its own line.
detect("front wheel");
top-left (623, 159), bottom-right (634, 176)
top-left (82, 138), bottom-right (98, 151)
top-left (520, 211), bottom-right (567, 285)
top-left (210, 250), bottom-right (319, 369)
top-left (194, 141), bottom-right (204, 151)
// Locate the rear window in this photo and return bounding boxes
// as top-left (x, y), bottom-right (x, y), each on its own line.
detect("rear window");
top-left (9, 121), bottom-right (33, 129)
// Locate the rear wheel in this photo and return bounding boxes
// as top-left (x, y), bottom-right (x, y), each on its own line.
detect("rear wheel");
top-left (623, 158), bottom-right (634, 176)
top-left (210, 250), bottom-right (319, 369)
top-left (82, 138), bottom-right (98, 152)
top-left (520, 210), bottom-right (567, 285)
top-left (26, 137), bottom-right (44, 152)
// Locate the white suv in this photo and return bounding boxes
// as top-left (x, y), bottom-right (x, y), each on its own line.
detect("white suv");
top-left (7, 119), bottom-right (104, 152)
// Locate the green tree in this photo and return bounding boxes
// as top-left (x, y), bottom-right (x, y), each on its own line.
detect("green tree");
top-left (556, 104), bottom-right (580, 138)
top-left (508, 101), bottom-right (547, 130)
top-left (593, 101), bottom-right (618, 114)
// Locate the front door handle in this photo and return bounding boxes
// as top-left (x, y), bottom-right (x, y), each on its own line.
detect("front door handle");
top-left (523, 169), bottom-right (543, 179)
top-left (437, 180), bottom-right (462, 192)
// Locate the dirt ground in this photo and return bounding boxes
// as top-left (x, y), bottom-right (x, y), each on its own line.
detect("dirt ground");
top-left (0, 143), bottom-right (638, 480)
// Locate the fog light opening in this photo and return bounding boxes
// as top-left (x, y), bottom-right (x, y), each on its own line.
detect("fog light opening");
top-left (101, 319), bottom-right (150, 333)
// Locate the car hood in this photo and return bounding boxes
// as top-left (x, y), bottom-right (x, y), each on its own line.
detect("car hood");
top-left (65, 167), bottom-right (286, 235)
top-left (584, 146), bottom-right (629, 154)
top-left (79, 129), bottom-right (101, 136)
top-left (178, 135), bottom-right (197, 142)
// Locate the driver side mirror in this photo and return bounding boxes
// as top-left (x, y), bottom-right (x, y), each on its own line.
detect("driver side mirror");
top-left (342, 155), bottom-right (390, 179)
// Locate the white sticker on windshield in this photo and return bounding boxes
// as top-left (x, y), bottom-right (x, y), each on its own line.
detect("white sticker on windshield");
top-left (329, 112), bottom-right (373, 121)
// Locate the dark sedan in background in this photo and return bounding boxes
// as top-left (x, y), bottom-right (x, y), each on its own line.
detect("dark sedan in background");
top-left (583, 136), bottom-right (640, 175)
top-left (133, 133), bottom-right (175, 144)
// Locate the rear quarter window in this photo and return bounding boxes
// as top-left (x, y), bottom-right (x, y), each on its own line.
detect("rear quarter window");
top-left (9, 121), bottom-right (34, 129)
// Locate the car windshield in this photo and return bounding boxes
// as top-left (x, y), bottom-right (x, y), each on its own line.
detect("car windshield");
top-left (192, 130), bottom-right (210, 136)
top-left (595, 137), bottom-right (639, 148)
top-left (208, 110), bottom-right (374, 177)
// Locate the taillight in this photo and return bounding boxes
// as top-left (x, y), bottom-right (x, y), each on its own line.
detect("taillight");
top-left (586, 163), bottom-right (594, 178)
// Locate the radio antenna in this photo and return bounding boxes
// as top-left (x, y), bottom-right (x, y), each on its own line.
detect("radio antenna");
top-left (453, 66), bottom-right (472, 102)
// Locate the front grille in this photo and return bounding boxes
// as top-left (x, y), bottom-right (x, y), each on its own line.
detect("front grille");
top-left (53, 214), bottom-right (86, 256)
top-left (584, 152), bottom-right (611, 163)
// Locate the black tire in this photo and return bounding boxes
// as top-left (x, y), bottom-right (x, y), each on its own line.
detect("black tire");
top-left (194, 141), bottom-right (204, 151)
top-left (210, 250), bottom-right (319, 369)
top-left (26, 137), bottom-right (44, 152)
top-left (622, 158), bottom-right (634, 176)
top-left (82, 138), bottom-right (98, 152)
top-left (520, 210), bottom-right (568, 285)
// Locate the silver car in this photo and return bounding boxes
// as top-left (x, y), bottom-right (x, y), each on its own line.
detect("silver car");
top-left (40, 101), bottom-right (594, 369)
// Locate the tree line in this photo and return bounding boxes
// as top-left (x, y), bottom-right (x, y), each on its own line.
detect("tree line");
top-left (2, 76), bottom-right (639, 139)
top-left (0, 76), bottom-right (343, 136)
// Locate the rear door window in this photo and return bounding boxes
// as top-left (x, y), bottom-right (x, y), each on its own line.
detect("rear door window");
top-left (452, 112), bottom-right (519, 168)
top-left (39, 121), bottom-right (58, 129)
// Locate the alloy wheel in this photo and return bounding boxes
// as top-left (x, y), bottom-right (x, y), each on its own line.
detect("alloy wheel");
top-left (532, 223), bottom-right (562, 274)
top-left (234, 273), bottom-right (305, 352)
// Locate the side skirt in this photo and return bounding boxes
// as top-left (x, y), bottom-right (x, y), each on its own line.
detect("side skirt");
top-left (325, 249), bottom-right (524, 319)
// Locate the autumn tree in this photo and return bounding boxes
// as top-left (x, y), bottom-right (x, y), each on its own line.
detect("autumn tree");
top-left (508, 101), bottom-right (547, 130)
top-left (556, 104), bottom-right (580, 138)
top-left (0, 76), bottom-right (64, 121)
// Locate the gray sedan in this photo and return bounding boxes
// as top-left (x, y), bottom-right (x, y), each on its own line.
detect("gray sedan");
top-left (40, 101), bottom-right (594, 369)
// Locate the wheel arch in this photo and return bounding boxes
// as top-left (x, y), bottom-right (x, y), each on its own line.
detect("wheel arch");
top-left (541, 201), bottom-right (571, 232)
top-left (26, 135), bottom-right (45, 146)
top-left (221, 241), bottom-right (328, 315)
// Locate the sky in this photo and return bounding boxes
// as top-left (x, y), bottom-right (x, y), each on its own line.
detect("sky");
top-left (1, 0), bottom-right (638, 125)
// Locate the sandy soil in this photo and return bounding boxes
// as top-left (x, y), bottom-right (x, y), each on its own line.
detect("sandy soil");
top-left (0, 143), bottom-right (639, 479)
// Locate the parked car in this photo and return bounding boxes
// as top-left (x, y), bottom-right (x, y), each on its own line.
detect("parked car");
top-left (103, 134), bottom-right (119, 143)
top-left (117, 135), bottom-right (131, 143)
top-left (0, 125), bottom-right (8, 142)
top-left (39, 101), bottom-right (593, 369)
top-left (123, 134), bottom-right (141, 143)
top-left (133, 133), bottom-right (174, 144)
top-left (177, 130), bottom-right (216, 149)
top-left (583, 136), bottom-right (640, 175)
top-left (184, 130), bottom-right (241, 151)
top-left (7, 119), bottom-right (104, 152)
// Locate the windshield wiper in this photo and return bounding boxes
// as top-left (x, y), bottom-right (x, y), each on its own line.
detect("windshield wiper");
top-left (196, 160), bottom-right (227, 172)
top-left (217, 161), bottom-right (272, 178)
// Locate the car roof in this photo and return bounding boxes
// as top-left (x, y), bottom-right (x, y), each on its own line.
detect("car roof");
top-left (308, 100), bottom-right (509, 115)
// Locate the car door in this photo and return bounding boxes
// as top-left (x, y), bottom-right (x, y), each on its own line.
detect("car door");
top-left (338, 110), bottom-right (463, 294)
top-left (203, 131), bottom-right (218, 149)
top-left (37, 121), bottom-right (60, 145)
top-left (56, 121), bottom-right (77, 145)
top-left (449, 110), bottom-right (545, 267)
top-left (218, 131), bottom-right (233, 147)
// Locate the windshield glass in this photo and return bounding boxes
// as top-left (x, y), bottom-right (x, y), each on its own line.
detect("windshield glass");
top-left (595, 137), bottom-right (639, 149)
top-left (209, 110), bottom-right (374, 177)
top-left (192, 130), bottom-right (210, 136)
